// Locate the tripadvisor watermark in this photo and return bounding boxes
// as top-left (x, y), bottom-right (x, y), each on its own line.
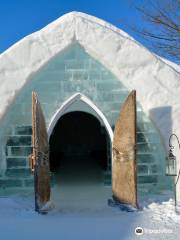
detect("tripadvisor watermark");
top-left (135, 227), bottom-right (173, 236)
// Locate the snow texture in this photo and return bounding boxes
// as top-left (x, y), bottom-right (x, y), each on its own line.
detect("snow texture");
top-left (0, 184), bottom-right (179, 240)
top-left (0, 11), bottom-right (180, 201)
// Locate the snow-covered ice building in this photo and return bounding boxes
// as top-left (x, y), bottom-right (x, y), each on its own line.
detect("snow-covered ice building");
top-left (0, 12), bottom-right (179, 206)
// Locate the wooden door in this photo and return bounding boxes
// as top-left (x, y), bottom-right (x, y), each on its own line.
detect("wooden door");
top-left (112, 90), bottom-right (138, 208)
top-left (31, 92), bottom-right (51, 213)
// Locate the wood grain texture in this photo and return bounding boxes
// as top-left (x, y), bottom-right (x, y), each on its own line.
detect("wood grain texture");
top-left (112, 90), bottom-right (137, 208)
top-left (32, 92), bottom-right (50, 213)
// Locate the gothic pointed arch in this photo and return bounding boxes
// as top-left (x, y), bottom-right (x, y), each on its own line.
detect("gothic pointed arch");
top-left (48, 93), bottom-right (113, 142)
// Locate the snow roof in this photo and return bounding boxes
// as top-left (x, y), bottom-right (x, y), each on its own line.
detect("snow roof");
top-left (0, 11), bottom-right (179, 148)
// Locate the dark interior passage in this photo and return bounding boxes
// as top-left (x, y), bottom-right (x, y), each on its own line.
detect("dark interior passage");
top-left (49, 111), bottom-right (109, 184)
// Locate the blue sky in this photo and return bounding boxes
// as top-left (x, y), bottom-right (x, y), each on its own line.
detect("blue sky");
top-left (0, 0), bottom-right (174, 62)
top-left (0, 0), bottom-right (142, 51)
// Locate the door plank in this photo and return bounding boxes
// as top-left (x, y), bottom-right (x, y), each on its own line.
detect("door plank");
top-left (112, 90), bottom-right (137, 208)
top-left (32, 92), bottom-right (50, 213)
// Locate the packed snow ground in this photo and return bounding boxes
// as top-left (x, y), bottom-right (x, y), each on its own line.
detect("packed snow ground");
top-left (0, 184), bottom-right (179, 240)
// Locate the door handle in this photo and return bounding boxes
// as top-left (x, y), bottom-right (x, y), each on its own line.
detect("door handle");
top-left (28, 154), bottom-right (35, 172)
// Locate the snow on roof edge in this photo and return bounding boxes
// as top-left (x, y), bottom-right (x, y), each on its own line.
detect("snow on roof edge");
top-left (0, 11), bottom-right (179, 73)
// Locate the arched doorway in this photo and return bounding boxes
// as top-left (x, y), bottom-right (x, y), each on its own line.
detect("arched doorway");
top-left (31, 91), bottom-right (138, 212)
top-left (49, 111), bottom-right (110, 185)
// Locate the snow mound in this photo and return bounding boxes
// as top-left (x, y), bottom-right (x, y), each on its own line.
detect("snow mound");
top-left (0, 11), bottom-right (180, 204)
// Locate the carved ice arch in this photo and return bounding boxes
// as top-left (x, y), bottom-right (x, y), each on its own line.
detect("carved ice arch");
top-left (48, 92), bottom-right (113, 142)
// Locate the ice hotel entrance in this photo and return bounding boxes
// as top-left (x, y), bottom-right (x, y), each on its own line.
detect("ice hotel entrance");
top-left (0, 12), bottom-right (178, 212)
top-left (0, 42), bottom-right (169, 212)
top-left (31, 90), bottom-right (137, 212)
